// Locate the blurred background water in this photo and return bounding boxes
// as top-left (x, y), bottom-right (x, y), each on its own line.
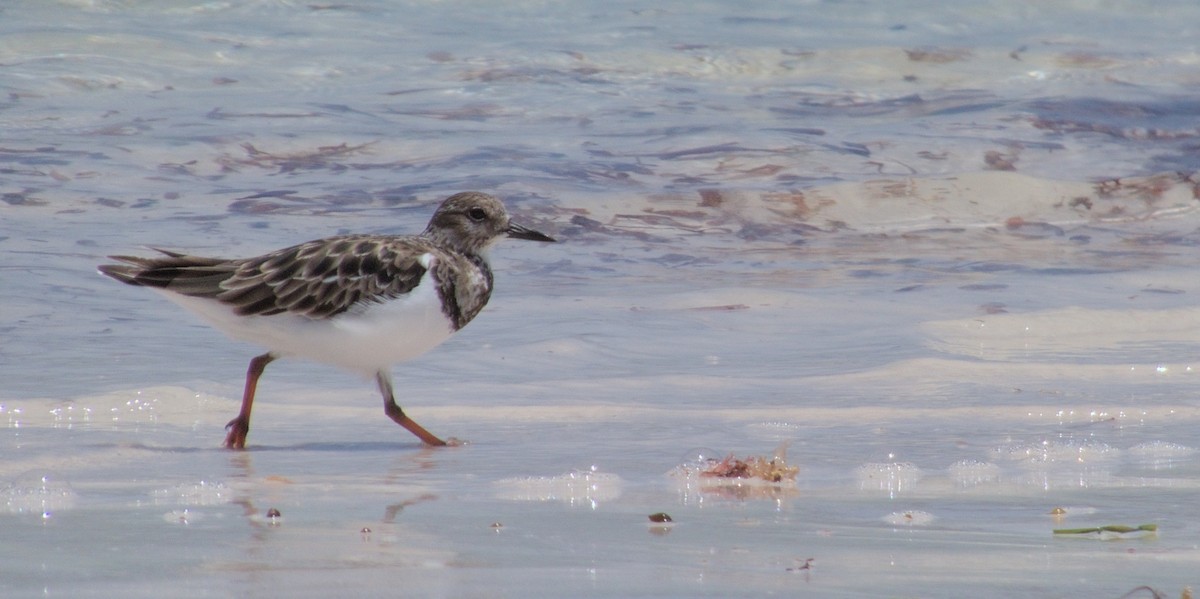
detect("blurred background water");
top-left (3, 1), bottom-right (1200, 597)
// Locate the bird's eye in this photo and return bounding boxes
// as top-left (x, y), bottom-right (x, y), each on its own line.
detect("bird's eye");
top-left (467, 207), bottom-right (487, 221)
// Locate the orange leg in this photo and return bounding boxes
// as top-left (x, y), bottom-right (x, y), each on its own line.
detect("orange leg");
top-left (224, 353), bottom-right (275, 449)
top-left (376, 371), bottom-right (449, 446)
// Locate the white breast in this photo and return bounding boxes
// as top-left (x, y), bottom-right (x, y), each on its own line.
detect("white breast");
top-left (158, 260), bottom-right (455, 376)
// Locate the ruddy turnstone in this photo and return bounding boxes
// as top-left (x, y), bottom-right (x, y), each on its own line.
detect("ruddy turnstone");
top-left (99, 191), bottom-right (555, 448)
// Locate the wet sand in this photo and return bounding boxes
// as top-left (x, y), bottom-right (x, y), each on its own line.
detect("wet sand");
top-left (4, 1), bottom-right (1200, 596)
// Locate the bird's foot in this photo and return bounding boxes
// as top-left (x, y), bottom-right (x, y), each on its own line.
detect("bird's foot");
top-left (388, 412), bottom-right (459, 447)
top-left (224, 417), bottom-right (249, 449)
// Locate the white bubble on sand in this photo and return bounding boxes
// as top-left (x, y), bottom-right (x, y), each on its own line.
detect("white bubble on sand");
top-left (3, 404), bottom-right (25, 428)
top-left (745, 422), bottom-right (805, 435)
top-left (494, 466), bottom-right (621, 508)
top-left (1126, 441), bottom-right (1197, 470)
top-left (48, 402), bottom-right (92, 428)
top-left (151, 480), bottom-right (231, 507)
top-left (883, 510), bottom-right (936, 526)
top-left (102, 391), bottom-right (162, 424)
top-left (3, 472), bottom-right (77, 518)
top-left (991, 439), bottom-right (1119, 465)
top-left (855, 462), bottom-right (923, 496)
top-left (162, 509), bottom-right (203, 525)
top-left (947, 459), bottom-right (1002, 486)
top-left (1127, 441), bottom-right (1196, 459)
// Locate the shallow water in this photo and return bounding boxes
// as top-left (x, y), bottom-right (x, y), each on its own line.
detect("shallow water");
top-left (3, 1), bottom-right (1200, 597)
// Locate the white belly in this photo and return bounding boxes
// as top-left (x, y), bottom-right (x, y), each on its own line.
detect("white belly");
top-left (158, 268), bottom-right (455, 376)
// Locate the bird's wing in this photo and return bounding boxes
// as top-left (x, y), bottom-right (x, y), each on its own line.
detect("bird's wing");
top-left (101, 237), bottom-right (435, 319)
top-left (218, 236), bottom-right (435, 318)
top-left (99, 249), bottom-right (238, 292)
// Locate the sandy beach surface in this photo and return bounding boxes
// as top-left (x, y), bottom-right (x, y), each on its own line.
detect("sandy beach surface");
top-left (3, 1), bottom-right (1199, 597)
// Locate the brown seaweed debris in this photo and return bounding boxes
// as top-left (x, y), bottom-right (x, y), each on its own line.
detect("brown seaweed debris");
top-left (699, 443), bottom-right (799, 483)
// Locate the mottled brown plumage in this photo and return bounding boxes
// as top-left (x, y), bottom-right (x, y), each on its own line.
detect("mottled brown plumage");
top-left (99, 191), bottom-right (555, 448)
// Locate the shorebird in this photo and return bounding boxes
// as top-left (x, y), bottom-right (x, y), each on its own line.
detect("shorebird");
top-left (99, 191), bottom-right (555, 448)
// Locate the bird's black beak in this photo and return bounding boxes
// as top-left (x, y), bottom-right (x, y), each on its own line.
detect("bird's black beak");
top-left (507, 222), bottom-right (556, 243)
